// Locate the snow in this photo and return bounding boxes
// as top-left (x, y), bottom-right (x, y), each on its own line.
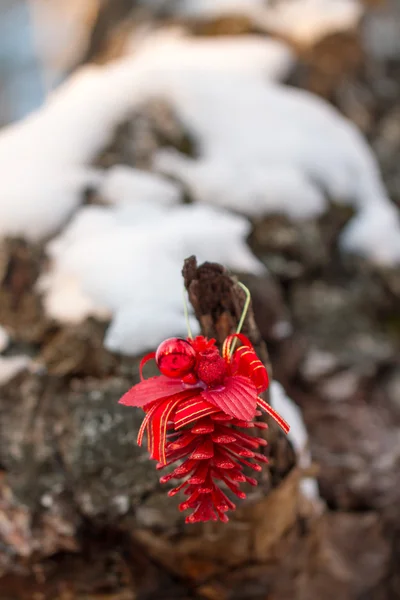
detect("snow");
top-left (1, 27), bottom-right (396, 262)
top-left (270, 381), bottom-right (320, 502)
top-left (0, 356), bottom-right (31, 386)
top-left (0, 22), bottom-right (399, 357)
top-left (0, 326), bottom-right (9, 353)
top-left (125, 28), bottom-right (294, 81)
top-left (99, 165), bottom-right (181, 207)
top-left (258, 0), bottom-right (362, 45)
top-left (38, 204), bottom-right (264, 355)
top-left (340, 202), bottom-right (400, 265)
top-left (153, 75), bottom-right (400, 263)
top-left (0, 30), bottom-right (292, 241)
top-left (178, 0), bottom-right (363, 45)
top-left (0, 166), bottom-right (101, 241)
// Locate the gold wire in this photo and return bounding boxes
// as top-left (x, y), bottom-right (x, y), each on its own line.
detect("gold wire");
top-left (183, 289), bottom-right (193, 339)
top-left (230, 281), bottom-right (251, 355)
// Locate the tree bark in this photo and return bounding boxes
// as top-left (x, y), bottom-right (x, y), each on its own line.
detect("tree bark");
top-left (0, 253), bottom-right (393, 599)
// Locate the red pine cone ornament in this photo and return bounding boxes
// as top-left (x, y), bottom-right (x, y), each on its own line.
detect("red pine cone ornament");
top-left (119, 334), bottom-right (290, 523)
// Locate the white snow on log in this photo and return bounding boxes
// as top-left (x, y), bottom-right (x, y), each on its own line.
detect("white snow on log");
top-left (125, 28), bottom-right (294, 81)
top-left (0, 31), bottom-right (292, 241)
top-left (152, 74), bottom-right (400, 264)
top-left (178, 0), bottom-right (363, 45)
top-left (0, 27), bottom-right (398, 263)
top-left (0, 166), bottom-right (102, 242)
top-left (99, 165), bottom-right (181, 207)
top-left (0, 356), bottom-right (31, 386)
top-left (38, 203), bottom-right (264, 354)
top-left (0, 326), bottom-right (9, 353)
top-left (270, 381), bottom-right (320, 502)
top-left (260, 0), bottom-right (362, 45)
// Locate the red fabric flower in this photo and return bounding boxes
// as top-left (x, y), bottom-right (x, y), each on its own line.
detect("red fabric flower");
top-left (119, 334), bottom-right (289, 523)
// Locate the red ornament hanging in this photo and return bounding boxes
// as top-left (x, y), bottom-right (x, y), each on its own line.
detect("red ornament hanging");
top-left (155, 338), bottom-right (197, 378)
top-left (119, 326), bottom-right (290, 523)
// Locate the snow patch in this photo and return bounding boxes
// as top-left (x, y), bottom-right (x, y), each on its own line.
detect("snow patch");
top-left (38, 204), bottom-right (264, 355)
top-left (125, 28), bottom-right (294, 81)
top-left (0, 31), bottom-right (292, 241)
top-left (340, 202), bottom-right (400, 265)
top-left (0, 27), bottom-right (398, 263)
top-left (152, 75), bottom-right (400, 263)
top-left (0, 166), bottom-right (101, 242)
top-left (178, 0), bottom-right (363, 45)
top-left (270, 381), bottom-right (320, 502)
top-left (99, 165), bottom-right (181, 207)
top-left (258, 0), bottom-right (362, 45)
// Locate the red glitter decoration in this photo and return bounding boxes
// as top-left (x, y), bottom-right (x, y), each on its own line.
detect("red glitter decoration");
top-left (119, 334), bottom-right (290, 523)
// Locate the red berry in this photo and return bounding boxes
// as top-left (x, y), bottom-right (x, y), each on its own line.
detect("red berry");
top-left (156, 338), bottom-right (197, 378)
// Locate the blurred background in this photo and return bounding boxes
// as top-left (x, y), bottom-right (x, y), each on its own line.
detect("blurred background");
top-left (0, 1), bottom-right (400, 599)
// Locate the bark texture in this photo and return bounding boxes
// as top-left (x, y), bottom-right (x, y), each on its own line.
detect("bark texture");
top-left (1, 251), bottom-right (397, 599)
